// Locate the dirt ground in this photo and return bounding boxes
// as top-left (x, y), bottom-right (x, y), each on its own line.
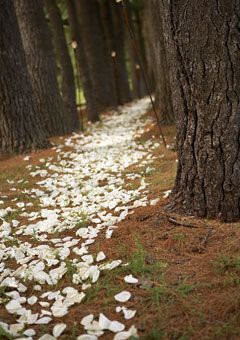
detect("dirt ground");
top-left (0, 113), bottom-right (240, 340)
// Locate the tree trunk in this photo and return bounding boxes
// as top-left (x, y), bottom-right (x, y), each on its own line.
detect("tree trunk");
top-left (100, 0), bottom-right (131, 105)
top-left (159, 0), bottom-right (240, 222)
top-left (14, 0), bottom-right (68, 137)
top-left (125, 2), bottom-right (146, 99)
top-left (142, 2), bottom-right (155, 94)
top-left (44, 0), bottom-right (80, 131)
top-left (66, 0), bottom-right (99, 122)
top-left (76, 0), bottom-right (118, 111)
top-left (145, 1), bottom-right (174, 124)
top-left (0, 0), bottom-right (48, 154)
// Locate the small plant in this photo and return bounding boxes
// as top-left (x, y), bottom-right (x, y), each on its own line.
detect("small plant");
top-left (84, 269), bottom-right (120, 304)
top-left (75, 213), bottom-right (89, 229)
top-left (173, 233), bottom-right (186, 242)
top-left (0, 286), bottom-right (9, 304)
top-left (0, 325), bottom-right (14, 340)
top-left (177, 283), bottom-right (194, 297)
top-left (128, 240), bottom-right (146, 275)
top-left (65, 259), bottom-right (77, 278)
top-left (213, 255), bottom-right (240, 273)
top-left (3, 237), bottom-right (19, 247)
top-left (142, 328), bottom-right (165, 340)
top-left (150, 285), bottom-right (172, 305)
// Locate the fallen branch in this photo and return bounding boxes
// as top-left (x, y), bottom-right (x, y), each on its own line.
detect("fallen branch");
top-left (167, 217), bottom-right (199, 229)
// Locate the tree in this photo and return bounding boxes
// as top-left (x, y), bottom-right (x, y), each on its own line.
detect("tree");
top-left (66, 0), bottom-right (99, 122)
top-left (100, 0), bottom-right (131, 105)
top-left (76, 0), bottom-right (118, 111)
top-left (157, 0), bottom-right (240, 222)
top-left (0, 0), bottom-right (48, 154)
top-left (14, 0), bottom-right (69, 136)
top-left (144, 1), bottom-right (174, 124)
top-left (125, 1), bottom-right (146, 99)
top-left (44, 0), bottom-right (80, 131)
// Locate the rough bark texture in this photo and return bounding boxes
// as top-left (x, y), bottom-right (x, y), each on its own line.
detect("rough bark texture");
top-left (44, 0), bottom-right (80, 131)
top-left (66, 0), bottom-right (99, 122)
top-left (144, 1), bottom-right (175, 124)
top-left (76, 0), bottom-right (118, 111)
top-left (0, 0), bottom-right (48, 154)
top-left (14, 0), bottom-right (68, 136)
top-left (159, 0), bottom-right (240, 221)
top-left (100, 0), bottom-right (131, 105)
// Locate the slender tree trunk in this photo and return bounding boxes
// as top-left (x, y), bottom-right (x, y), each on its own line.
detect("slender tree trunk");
top-left (142, 1), bottom-right (155, 93)
top-left (145, 1), bottom-right (174, 124)
top-left (159, 0), bottom-right (240, 222)
top-left (66, 0), bottom-right (99, 122)
top-left (0, 0), bottom-right (48, 154)
top-left (100, 0), bottom-right (131, 105)
top-left (125, 2), bottom-right (146, 99)
top-left (14, 0), bottom-right (68, 137)
top-left (44, 0), bottom-right (80, 131)
top-left (76, 0), bottom-right (118, 111)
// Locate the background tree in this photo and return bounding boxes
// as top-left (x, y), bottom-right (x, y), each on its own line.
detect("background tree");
top-left (144, 1), bottom-right (174, 124)
top-left (100, 0), bottom-right (131, 105)
top-left (0, 0), bottom-right (48, 154)
top-left (125, 0), bottom-right (146, 99)
top-left (66, 0), bottom-right (99, 122)
top-left (14, 0), bottom-right (69, 136)
top-left (76, 0), bottom-right (118, 111)
top-left (44, 0), bottom-right (80, 131)
top-left (158, 0), bottom-right (240, 222)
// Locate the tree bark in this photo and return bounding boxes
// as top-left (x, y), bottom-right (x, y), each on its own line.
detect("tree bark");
top-left (14, 0), bottom-right (68, 137)
top-left (125, 1), bottom-right (146, 99)
top-left (144, 1), bottom-right (174, 124)
top-left (76, 0), bottom-right (118, 111)
top-left (159, 0), bottom-right (240, 221)
top-left (100, 0), bottom-right (131, 105)
top-left (44, 0), bottom-right (80, 131)
top-left (66, 0), bottom-right (99, 122)
top-left (0, 0), bottom-right (48, 154)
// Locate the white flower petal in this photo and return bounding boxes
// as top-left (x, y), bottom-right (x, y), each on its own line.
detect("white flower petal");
top-left (124, 274), bottom-right (138, 284)
top-left (114, 291), bottom-right (131, 302)
top-left (53, 323), bottom-right (67, 337)
top-left (109, 321), bottom-right (125, 333)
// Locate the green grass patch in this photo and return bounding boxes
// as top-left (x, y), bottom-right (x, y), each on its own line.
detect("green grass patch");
top-left (0, 325), bottom-right (13, 340)
top-left (213, 255), bottom-right (240, 273)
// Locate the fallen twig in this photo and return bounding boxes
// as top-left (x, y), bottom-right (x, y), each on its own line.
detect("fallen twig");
top-left (201, 228), bottom-right (213, 246)
top-left (167, 217), bottom-right (199, 229)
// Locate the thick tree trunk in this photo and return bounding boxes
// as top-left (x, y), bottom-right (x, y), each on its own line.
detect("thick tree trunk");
top-left (66, 0), bottom-right (99, 122)
top-left (44, 0), bottom-right (80, 131)
top-left (14, 0), bottom-right (68, 137)
top-left (145, 1), bottom-right (174, 124)
top-left (76, 0), bottom-right (118, 111)
top-left (159, 0), bottom-right (240, 221)
top-left (0, 0), bottom-right (48, 154)
top-left (100, 0), bottom-right (131, 105)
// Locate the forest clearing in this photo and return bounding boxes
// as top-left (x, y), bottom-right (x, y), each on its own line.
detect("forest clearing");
top-left (1, 0), bottom-right (240, 339)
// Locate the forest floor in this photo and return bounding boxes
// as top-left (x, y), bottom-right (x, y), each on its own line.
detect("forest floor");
top-left (0, 98), bottom-right (240, 340)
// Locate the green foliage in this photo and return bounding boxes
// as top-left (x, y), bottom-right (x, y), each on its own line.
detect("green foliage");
top-left (65, 259), bottom-right (77, 278)
top-left (0, 326), bottom-right (13, 340)
top-left (127, 240), bottom-right (167, 278)
top-left (75, 213), bottom-right (89, 229)
top-left (213, 255), bottom-right (240, 273)
top-left (85, 271), bottom-right (119, 304)
top-left (177, 284), bottom-right (194, 297)
top-left (150, 285), bottom-right (172, 305)
top-left (141, 328), bottom-right (165, 340)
